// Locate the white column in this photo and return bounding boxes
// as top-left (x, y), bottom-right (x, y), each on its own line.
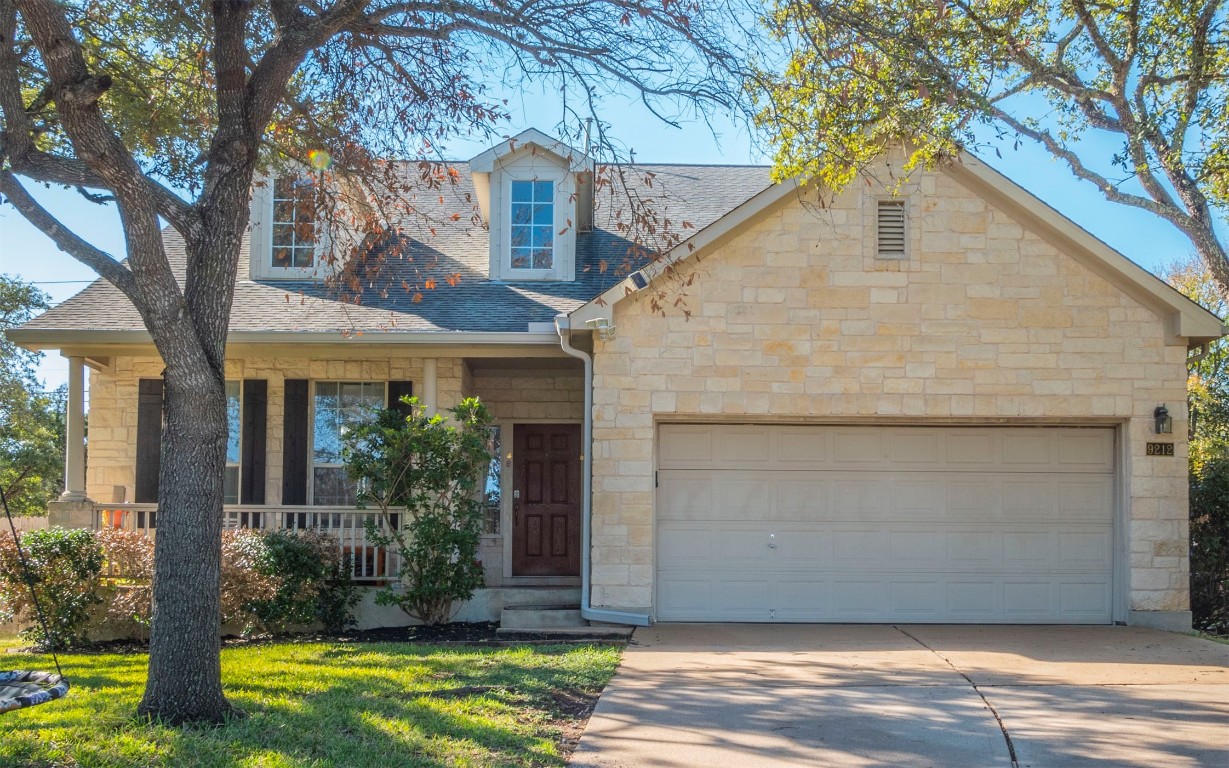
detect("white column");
top-left (422, 358), bottom-right (438, 416)
top-left (60, 355), bottom-right (88, 501)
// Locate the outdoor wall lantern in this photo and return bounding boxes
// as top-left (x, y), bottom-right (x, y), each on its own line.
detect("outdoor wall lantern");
top-left (1154, 404), bottom-right (1173, 435)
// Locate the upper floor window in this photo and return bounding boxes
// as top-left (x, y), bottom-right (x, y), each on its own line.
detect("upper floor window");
top-left (510, 180), bottom-right (555, 270)
top-left (272, 176), bottom-right (318, 269)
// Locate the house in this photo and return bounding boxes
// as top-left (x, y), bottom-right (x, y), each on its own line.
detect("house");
top-left (10, 129), bottom-right (1223, 631)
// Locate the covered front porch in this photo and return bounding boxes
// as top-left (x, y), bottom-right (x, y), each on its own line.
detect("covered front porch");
top-left (45, 348), bottom-right (588, 625)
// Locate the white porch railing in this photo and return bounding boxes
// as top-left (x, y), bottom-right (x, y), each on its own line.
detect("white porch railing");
top-left (4, 517), bottom-right (49, 533)
top-left (95, 504), bottom-right (401, 583)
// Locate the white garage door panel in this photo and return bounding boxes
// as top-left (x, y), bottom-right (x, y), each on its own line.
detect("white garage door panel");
top-left (656, 424), bottom-right (1115, 624)
top-left (657, 572), bottom-right (1113, 623)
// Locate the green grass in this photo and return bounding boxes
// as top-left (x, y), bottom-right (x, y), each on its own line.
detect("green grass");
top-left (0, 636), bottom-right (621, 768)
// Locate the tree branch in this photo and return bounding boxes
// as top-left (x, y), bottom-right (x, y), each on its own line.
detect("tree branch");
top-left (0, 170), bottom-right (137, 297)
top-left (988, 104), bottom-right (1189, 226)
top-left (1, 0), bottom-right (197, 234)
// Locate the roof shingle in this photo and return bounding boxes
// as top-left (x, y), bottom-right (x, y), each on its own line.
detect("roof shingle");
top-left (23, 163), bottom-right (771, 335)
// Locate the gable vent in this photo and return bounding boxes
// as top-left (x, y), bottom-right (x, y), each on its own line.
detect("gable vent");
top-left (877, 200), bottom-right (907, 259)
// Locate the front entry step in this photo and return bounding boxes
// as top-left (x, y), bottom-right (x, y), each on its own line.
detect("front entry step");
top-left (497, 604), bottom-right (634, 637)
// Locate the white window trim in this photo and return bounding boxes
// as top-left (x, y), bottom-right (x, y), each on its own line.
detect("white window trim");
top-left (499, 169), bottom-right (567, 281)
top-left (249, 174), bottom-right (331, 280)
top-left (307, 380), bottom-right (386, 506)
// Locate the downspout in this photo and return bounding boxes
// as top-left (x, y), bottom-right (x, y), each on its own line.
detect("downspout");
top-left (555, 315), bottom-right (651, 627)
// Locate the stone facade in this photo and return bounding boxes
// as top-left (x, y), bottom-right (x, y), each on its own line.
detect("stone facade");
top-left (467, 369), bottom-right (584, 422)
top-left (71, 162), bottom-right (1201, 626)
top-left (588, 167), bottom-right (1191, 621)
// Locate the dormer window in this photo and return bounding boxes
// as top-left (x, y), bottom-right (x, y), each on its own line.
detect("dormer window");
top-left (249, 173), bottom-right (329, 280)
top-left (510, 180), bottom-right (555, 270)
top-left (469, 129), bottom-right (589, 282)
top-left (272, 177), bottom-right (317, 269)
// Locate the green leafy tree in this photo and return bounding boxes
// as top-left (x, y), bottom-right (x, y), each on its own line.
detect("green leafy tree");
top-left (1161, 256), bottom-right (1229, 631)
top-left (345, 397), bottom-right (493, 626)
top-left (1160, 256), bottom-right (1229, 468)
top-left (0, 0), bottom-right (746, 722)
top-left (0, 275), bottom-right (64, 515)
top-left (758, 0), bottom-right (1229, 297)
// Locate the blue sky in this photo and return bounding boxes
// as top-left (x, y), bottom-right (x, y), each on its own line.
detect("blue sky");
top-left (0, 88), bottom-right (1217, 392)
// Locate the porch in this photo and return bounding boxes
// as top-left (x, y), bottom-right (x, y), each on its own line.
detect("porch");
top-left (42, 351), bottom-right (588, 626)
top-left (44, 500), bottom-right (581, 627)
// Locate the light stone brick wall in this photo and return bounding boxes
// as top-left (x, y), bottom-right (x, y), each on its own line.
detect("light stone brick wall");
top-left (86, 354), bottom-right (465, 504)
top-left (588, 168), bottom-right (1192, 618)
top-left (466, 369), bottom-right (585, 421)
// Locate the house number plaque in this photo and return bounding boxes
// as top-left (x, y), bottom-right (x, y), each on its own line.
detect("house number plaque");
top-left (1146, 442), bottom-right (1175, 456)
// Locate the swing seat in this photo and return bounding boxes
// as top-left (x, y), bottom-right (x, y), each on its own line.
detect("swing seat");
top-left (0, 670), bottom-right (69, 713)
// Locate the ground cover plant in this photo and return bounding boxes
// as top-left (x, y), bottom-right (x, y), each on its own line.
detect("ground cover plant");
top-left (0, 634), bottom-right (620, 767)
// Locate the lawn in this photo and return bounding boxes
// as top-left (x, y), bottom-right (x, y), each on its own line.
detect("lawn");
top-left (0, 635), bottom-right (621, 768)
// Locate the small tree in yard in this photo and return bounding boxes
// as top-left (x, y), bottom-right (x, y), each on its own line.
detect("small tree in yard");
top-left (345, 397), bottom-right (493, 626)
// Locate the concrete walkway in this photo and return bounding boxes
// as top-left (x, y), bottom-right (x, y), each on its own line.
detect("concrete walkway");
top-left (571, 624), bottom-right (1229, 768)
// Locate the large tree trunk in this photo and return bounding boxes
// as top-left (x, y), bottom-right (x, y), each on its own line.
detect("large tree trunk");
top-left (137, 358), bottom-right (232, 724)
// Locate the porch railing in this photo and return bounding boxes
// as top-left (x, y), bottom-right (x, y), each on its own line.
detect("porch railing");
top-left (95, 503), bottom-right (401, 583)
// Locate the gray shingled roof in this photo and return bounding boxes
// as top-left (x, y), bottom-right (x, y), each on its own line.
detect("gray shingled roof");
top-left (21, 163), bottom-right (771, 335)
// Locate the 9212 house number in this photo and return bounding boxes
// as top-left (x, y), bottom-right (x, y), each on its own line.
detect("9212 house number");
top-left (1146, 442), bottom-right (1175, 456)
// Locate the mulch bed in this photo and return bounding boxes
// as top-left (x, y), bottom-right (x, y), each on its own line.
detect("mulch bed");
top-left (6, 621), bottom-right (626, 655)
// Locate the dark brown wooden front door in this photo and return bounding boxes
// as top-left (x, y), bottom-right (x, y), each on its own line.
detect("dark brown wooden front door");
top-left (512, 423), bottom-right (582, 576)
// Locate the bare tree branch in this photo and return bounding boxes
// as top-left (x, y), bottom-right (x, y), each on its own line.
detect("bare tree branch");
top-left (0, 170), bottom-right (137, 297)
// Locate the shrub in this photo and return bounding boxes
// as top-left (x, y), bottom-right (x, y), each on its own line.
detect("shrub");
top-left (0, 527), bottom-right (103, 649)
top-left (346, 397), bottom-right (493, 625)
top-left (249, 530), bottom-right (360, 633)
top-left (96, 527), bottom-right (154, 639)
top-left (219, 529), bottom-right (279, 633)
top-left (1191, 457), bottom-right (1229, 634)
top-left (3, 526), bottom-right (362, 642)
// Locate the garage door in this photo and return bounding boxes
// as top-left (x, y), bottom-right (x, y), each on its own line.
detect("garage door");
top-left (656, 424), bottom-right (1115, 623)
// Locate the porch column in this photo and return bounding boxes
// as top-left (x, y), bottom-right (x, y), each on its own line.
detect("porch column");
top-left (422, 358), bottom-right (438, 415)
top-left (60, 355), bottom-right (88, 501)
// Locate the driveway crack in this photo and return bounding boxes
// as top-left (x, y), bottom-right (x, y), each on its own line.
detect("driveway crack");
top-left (894, 625), bottom-right (1019, 768)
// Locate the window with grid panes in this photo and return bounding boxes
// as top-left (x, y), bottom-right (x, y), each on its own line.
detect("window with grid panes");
top-left (272, 176), bottom-right (317, 269)
top-left (311, 382), bottom-right (384, 505)
top-left (509, 180), bottom-right (554, 270)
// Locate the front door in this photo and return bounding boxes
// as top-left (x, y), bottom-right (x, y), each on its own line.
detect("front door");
top-left (512, 423), bottom-right (582, 576)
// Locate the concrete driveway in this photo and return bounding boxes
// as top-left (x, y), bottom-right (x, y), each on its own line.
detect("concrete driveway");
top-left (571, 625), bottom-right (1229, 768)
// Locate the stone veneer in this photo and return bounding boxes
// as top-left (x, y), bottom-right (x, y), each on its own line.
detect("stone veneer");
top-left (588, 167), bottom-right (1191, 623)
top-left (466, 369), bottom-right (584, 422)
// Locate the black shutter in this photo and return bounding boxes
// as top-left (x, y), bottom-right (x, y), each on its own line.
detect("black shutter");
top-left (134, 378), bottom-right (163, 503)
top-left (282, 379), bottom-right (309, 505)
top-left (388, 380), bottom-right (414, 418)
top-left (241, 379), bottom-right (267, 504)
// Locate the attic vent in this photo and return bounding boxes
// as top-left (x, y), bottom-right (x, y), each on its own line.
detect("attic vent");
top-left (877, 200), bottom-right (907, 259)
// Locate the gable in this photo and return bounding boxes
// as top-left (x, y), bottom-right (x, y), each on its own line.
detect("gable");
top-left (571, 154), bottom-right (1224, 348)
